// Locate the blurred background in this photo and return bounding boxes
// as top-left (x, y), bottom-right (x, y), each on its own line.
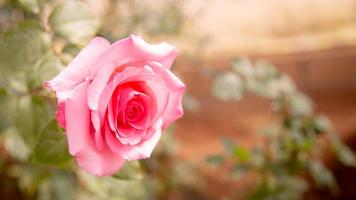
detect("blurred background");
top-left (1, 0), bottom-right (356, 199)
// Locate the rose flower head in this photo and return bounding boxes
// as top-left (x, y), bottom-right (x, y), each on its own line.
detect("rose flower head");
top-left (45, 35), bottom-right (185, 176)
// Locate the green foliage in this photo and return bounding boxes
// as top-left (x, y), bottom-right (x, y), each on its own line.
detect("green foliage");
top-left (0, 20), bottom-right (51, 90)
top-left (15, 95), bottom-right (53, 148)
top-left (308, 160), bottom-right (337, 192)
top-left (28, 52), bottom-right (63, 90)
top-left (3, 127), bottom-right (31, 161)
top-left (212, 72), bottom-right (244, 101)
top-left (101, 0), bottom-right (185, 38)
top-left (18, 0), bottom-right (41, 14)
top-left (49, 1), bottom-right (99, 44)
top-left (32, 120), bottom-right (71, 165)
top-left (113, 161), bottom-right (143, 180)
top-left (330, 132), bottom-right (356, 167)
top-left (212, 58), bottom-right (356, 199)
top-left (0, 88), bottom-right (16, 132)
top-left (38, 171), bottom-right (78, 200)
top-left (250, 176), bottom-right (308, 200)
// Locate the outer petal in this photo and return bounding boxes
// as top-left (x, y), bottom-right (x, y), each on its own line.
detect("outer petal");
top-left (56, 102), bottom-right (66, 129)
top-left (74, 141), bottom-right (125, 176)
top-left (91, 110), bottom-right (104, 151)
top-left (105, 119), bottom-right (163, 160)
top-left (64, 80), bottom-right (91, 155)
top-left (45, 37), bottom-right (110, 101)
top-left (87, 35), bottom-right (176, 110)
top-left (149, 62), bottom-right (185, 128)
top-left (64, 81), bottom-right (125, 176)
top-left (130, 35), bottom-right (177, 69)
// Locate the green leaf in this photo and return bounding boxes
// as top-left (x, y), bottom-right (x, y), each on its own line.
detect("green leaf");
top-left (37, 170), bottom-right (78, 200)
top-left (232, 57), bottom-right (254, 78)
top-left (206, 154), bottom-right (225, 166)
top-left (28, 52), bottom-right (63, 89)
top-left (3, 128), bottom-right (31, 161)
top-left (61, 43), bottom-right (81, 64)
top-left (254, 60), bottom-right (279, 79)
top-left (113, 161), bottom-right (143, 180)
top-left (212, 72), bottom-right (244, 101)
top-left (49, 1), bottom-right (99, 44)
top-left (0, 88), bottom-right (16, 132)
top-left (18, 0), bottom-right (40, 14)
top-left (15, 95), bottom-right (53, 148)
top-left (287, 92), bottom-right (313, 117)
top-left (9, 165), bottom-right (51, 196)
top-left (312, 115), bottom-right (331, 134)
top-left (32, 120), bottom-right (71, 165)
top-left (309, 160), bottom-right (338, 191)
top-left (336, 145), bottom-right (356, 167)
top-left (329, 132), bottom-right (356, 167)
top-left (234, 146), bottom-right (251, 163)
top-left (0, 20), bottom-right (51, 91)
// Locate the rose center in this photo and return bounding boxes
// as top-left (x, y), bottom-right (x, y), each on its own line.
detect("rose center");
top-left (125, 100), bottom-right (145, 122)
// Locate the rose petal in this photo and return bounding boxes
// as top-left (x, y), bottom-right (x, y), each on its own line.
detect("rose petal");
top-left (97, 66), bottom-right (164, 121)
top-left (130, 35), bottom-right (177, 69)
top-left (45, 37), bottom-right (110, 101)
top-left (56, 102), bottom-right (66, 129)
top-left (75, 141), bottom-right (125, 176)
top-left (87, 36), bottom-right (176, 110)
top-left (105, 118), bottom-right (163, 160)
top-left (65, 80), bottom-right (91, 155)
top-left (149, 62), bottom-right (185, 128)
top-left (91, 110), bottom-right (104, 151)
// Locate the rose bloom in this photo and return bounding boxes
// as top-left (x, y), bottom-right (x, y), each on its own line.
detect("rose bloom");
top-left (45, 35), bottom-right (185, 176)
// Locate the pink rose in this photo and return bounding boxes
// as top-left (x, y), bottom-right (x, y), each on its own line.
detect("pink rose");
top-left (45, 35), bottom-right (185, 176)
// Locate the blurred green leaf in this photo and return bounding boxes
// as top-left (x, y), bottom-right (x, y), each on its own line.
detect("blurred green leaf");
top-left (49, 1), bottom-right (99, 44)
top-left (212, 72), bottom-right (244, 101)
top-left (50, 171), bottom-right (78, 200)
top-left (61, 43), bottom-right (81, 64)
top-left (309, 160), bottom-right (338, 191)
top-left (28, 52), bottom-right (63, 89)
top-left (232, 57), bottom-right (254, 78)
top-left (234, 146), bottom-right (251, 163)
top-left (8, 164), bottom-right (51, 196)
top-left (38, 171), bottom-right (78, 200)
top-left (15, 95), bottom-right (53, 148)
top-left (312, 115), bottom-right (331, 134)
top-left (287, 93), bottom-right (313, 117)
top-left (336, 144), bottom-right (356, 167)
top-left (254, 60), bottom-right (279, 79)
top-left (3, 128), bottom-right (31, 161)
top-left (0, 20), bottom-right (51, 77)
top-left (249, 176), bottom-right (308, 200)
top-left (32, 120), bottom-right (71, 165)
top-left (0, 20), bottom-right (51, 93)
top-left (0, 88), bottom-right (16, 132)
top-left (18, 0), bottom-right (40, 13)
top-left (206, 154), bottom-right (225, 166)
top-left (330, 133), bottom-right (356, 167)
top-left (267, 76), bottom-right (296, 98)
top-left (113, 161), bottom-right (143, 180)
